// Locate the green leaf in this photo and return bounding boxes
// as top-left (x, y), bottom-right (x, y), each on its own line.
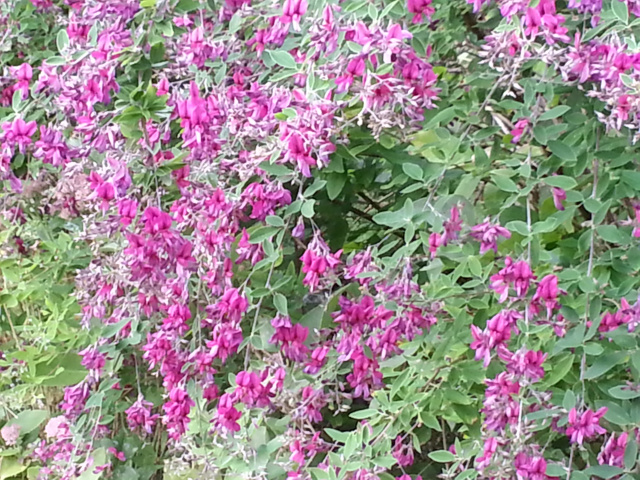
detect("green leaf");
top-left (265, 215), bottom-right (284, 227)
top-left (301, 199), bottom-right (315, 218)
top-left (305, 180), bottom-right (327, 196)
top-left (326, 174), bottom-right (346, 200)
top-left (584, 466), bottom-right (624, 479)
top-left (46, 56), bottom-right (66, 66)
top-left (597, 225), bottom-right (627, 244)
top-left (56, 29), bottom-right (69, 52)
top-left (273, 293), bottom-right (288, 316)
top-left (546, 465), bottom-right (566, 477)
top-left (0, 294), bottom-right (18, 308)
top-left (0, 457), bottom-right (28, 480)
top-left (608, 385), bottom-right (640, 400)
top-left (539, 106), bottom-right (571, 121)
top-left (6, 410), bottom-right (48, 435)
top-left (625, 438), bottom-right (638, 470)
top-left (491, 174), bottom-right (518, 192)
top-left (267, 50), bottom-right (297, 69)
top-left (506, 220), bottom-right (529, 236)
top-left (229, 12), bottom-right (242, 34)
top-left (547, 140), bottom-right (577, 162)
top-left (612, 0), bottom-right (629, 24)
top-left (455, 470), bottom-right (478, 480)
top-left (467, 257), bottom-right (482, 277)
top-left (299, 306), bottom-right (324, 332)
top-left (349, 409), bottom-right (377, 419)
top-left (541, 354), bottom-right (573, 387)
top-left (428, 450), bottom-right (455, 463)
top-left (259, 162), bottom-right (293, 176)
top-left (584, 352), bottom-right (627, 380)
top-left (543, 175), bottom-right (577, 190)
top-left (402, 163), bottom-right (423, 181)
top-left (12, 90), bottom-right (22, 113)
top-left (562, 390), bottom-right (576, 410)
top-left (249, 227), bottom-right (279, 244)
top-left (603, 402), bottom-right (632, 425)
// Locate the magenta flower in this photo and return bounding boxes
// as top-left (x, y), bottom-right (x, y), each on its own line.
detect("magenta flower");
top-left (407, 0), bottom-right (435, 23)
top-left (214, 393), bottom-right (242, 432)
top-left (126, 395), bottom-right (159, 435)
top-left (392, 436), bottom-right (414, 467)
top-left (292, 217), bottom-right (305, 239)
top-left (33, 125), bottom-right (71, 166)
top-left (511, 118), bottom-right (529, 143)
top-left (281, 0), bottom-right (308, 29)
top-left (566, 407), bottom-right (608, 444)
top-left (11, 63), bottom-right (32, 99)
top-left (162, 387), bottom-right (194, 440)
top-left (270, 316), bottom-right (309, 362)
top-left (2, 118), bottom-right (37, 153)
top-left (428, 232), bottom-right (441, 258)
top-left (304, 346), bottom-right (330, 374)
top-left (300, 387), bottom-right (327, 423)
top-left (482, 372), bottom-right (521, 431)
top-left (470, 310), bottom-right (521, 367)
top-left (530, 274), bottom-right (561, 318)
top-left (598, 432), bottom-right (628, 467)
top-left (475, 436), bottom-right (498, 470)
top-left (514, 453), bottom-right (553, 480)
top-left (442, 205), bottom-right (462, 246)
top-left (501, 348), bottom-right (547, 382)
top-left (470, 219), bottom-right (511, 255)
top-left (300, 234), bottom-right (342, 292)
top-left (490, 257), bottom-right (536, 303)
top-left (157, 77), bottom-right (170, 96)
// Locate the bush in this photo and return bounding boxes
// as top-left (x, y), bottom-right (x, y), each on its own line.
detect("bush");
top-left (2, 0), bottom-right (640, 479)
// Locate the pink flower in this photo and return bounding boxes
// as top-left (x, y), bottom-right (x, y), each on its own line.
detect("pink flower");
top-left (407, 0), bottom-right (434, 23)
top-left (236, 228), bottom-right (264, 265)
top-left (335, 57), bottom-right (366, 93)
top-left (292, 217), bottom-right (305, 239)
top-left (530, 274), bottom-right (561, 318)
top-left (117, 198), bottom-right (138, 227)
top-left (157, 77), bottom-right (170, 96)
top-left (476, 436), bottom-right (498, 470)
top-left (501, 348), bottom-right (547, 381)
top-left (300, 234), bottom-right (342, 292)
top-left (270, 316), bottom-right (309, 362)
top-left (482, 373), bottom-right (521, 432)
top-left (392, 436), bottom-right (414, 467)
top-left (442, 205), bottom-right (462, 246)
top-left (552, 187), bottom-right (567, 211)
top-left (107, 447), bottom-right (126, 462)
top-left (566, 407), bottom-right (608, 444)
top-left (470, 219), bottom-right (511, 255)
top-left (162, 387), bottom-right (194, 440)
top-left (470, 310), bottom-right (521, 367)
top-left (214, 393), bottom-right (242, 432)
top-left (44, 416), bottom-right (68, 439)
top-left (490, 257), bottom-right (536, 303)
top-left (282, 0), bottom-right (308, 29)
top-left (428, 232), bottom-right (441, 258)
top-left (11, 63), bottom-right (32, 99)
top-left (598, 432), bottom-right (628, 467)
top-left (1, 424), bottom-right (20, 446)
top-left (126, 395), bottom-right (159, 435)
top-left (305, 346), bottom-right (330, 374)
top-left (2, 118), bottom-right (37, 153)
top-left (514, 453), bottom-right (555, 480)
top-left (511, 118), bottom-right (529, 143)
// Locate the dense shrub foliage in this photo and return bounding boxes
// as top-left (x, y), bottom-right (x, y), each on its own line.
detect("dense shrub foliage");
top-left (4, 0), bottom-right (640, 479)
